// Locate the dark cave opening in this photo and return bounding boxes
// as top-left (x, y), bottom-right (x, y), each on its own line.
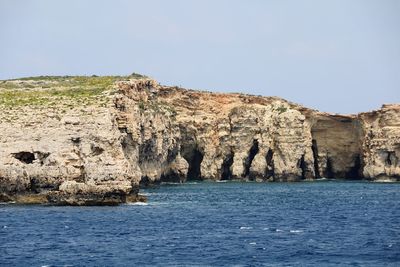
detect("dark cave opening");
top-left (311, 139), bottom-right (320, 178)
top-left (243, 139), bottom-right (259, 178)
top-left (221, 152), bottom-right (234, 180)
top-left (160, 172), bottom-right (182, 183)
top-left (265, 149), bottom-right (274, 178)
top-left (181, 144), bottom-right (204, 181)
top-left (298, 154), bottom-right (307, 179)
top-left (13, 152), bottom-right (35, 164)
top-left (386, 155), bottom-right (392, 166)
top-left (325, 157), bottom-right (335, 178)
top-left (186, 148), bottom-right (204, 181)
top-left (346, 154), bottom-right (362, 179)
top-left (385, 152), bottom-right (395, 166)
top-left (139, 176), bottom-right (152, 187)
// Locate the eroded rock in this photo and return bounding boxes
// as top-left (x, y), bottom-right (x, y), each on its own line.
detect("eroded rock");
top-left (0, 77), bottom-right (399, 205)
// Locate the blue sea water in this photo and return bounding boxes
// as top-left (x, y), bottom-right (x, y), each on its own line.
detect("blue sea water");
top-left (1, 180), bottom-right (400, 267)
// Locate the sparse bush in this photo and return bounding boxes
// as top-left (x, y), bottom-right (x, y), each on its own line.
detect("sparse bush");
top-left (276, 105), bottom-right (288, 114)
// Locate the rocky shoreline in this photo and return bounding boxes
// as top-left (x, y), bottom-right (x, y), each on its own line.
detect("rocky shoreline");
top-left (0, 76), bottom-right (399, 205)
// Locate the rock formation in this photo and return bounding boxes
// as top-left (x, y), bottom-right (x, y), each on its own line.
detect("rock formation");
top-left (0, 76), bottom-right (399, 205)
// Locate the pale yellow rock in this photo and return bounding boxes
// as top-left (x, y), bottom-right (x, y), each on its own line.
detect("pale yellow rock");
top-left (0, 76), bottom-right (399, 205)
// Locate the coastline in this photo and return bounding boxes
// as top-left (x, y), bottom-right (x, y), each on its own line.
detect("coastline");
top-left (0, 76), bottom-right (399, 206)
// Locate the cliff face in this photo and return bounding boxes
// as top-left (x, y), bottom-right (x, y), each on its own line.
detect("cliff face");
top-left (0, 77), bottom-right (399, 204)
top-left (359, 105), bottom-right (400, 180)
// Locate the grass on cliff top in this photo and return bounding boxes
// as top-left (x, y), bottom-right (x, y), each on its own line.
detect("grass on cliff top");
top-left (0, 73), bottom-right (146, 108)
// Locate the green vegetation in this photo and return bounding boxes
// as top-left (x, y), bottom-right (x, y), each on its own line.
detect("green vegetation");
top-left (138, 101), bottom-right (146, 110)
top-left (0, 74), bottom-right (146, 108)
top-left (276, 105), bottom-right (288, 114)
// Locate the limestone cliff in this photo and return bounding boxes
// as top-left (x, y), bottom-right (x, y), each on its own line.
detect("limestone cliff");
top-left (0, 76), bottom-right (399, 205)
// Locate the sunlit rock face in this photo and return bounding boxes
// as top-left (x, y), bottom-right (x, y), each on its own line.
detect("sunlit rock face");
top-left (114, 79), bottom-right (400, 184)
top-left (359, 105), bottom-right (400, 181)
top-left (0, 77), bottom-right (399, 204)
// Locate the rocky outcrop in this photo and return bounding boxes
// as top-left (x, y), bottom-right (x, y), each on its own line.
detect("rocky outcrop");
top-left (0, 76), bottom-right (399, 205)
top-left (359, 105), bottom-right (400, 181)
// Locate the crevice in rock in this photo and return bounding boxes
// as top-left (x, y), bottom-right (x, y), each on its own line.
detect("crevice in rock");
top-left (325, 157), bottom-right (334, 178)
top-left (90, 144), bottom-right (104, 156)
top-left (298, 154), bottom-right (307, 179)
top-left (138, 138), bottom-right (156, 165)
top-left (121, 133), bottom-right (136, 163)
top-left (311, 139), bottom-right (320, 178)
top-left (386, 153), bottom-right (392, 166)
top-left (243, 139), bottom-right (259, 178)
top-left (13, 152), bottom-right (35, 164)
top-left (72, 137), bottom-right (86, 183)
top-left (221, 152), bottom-right (234, 180)
top-left (265, 149), bottom-right (274, 178)
top-left (35, 152), bottom-right (50, 166)
top-left (71, 137), bottom-right (81, 144)
top-left (166, 148), bottom-right (178, 163)
top-left (29, 177), bottom-right (40, 193)
top-left (385, 151), bottom-right (397, 166)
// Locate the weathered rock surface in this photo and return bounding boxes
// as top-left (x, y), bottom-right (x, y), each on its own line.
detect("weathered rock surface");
top-left (0, 76), bottom-right (399, 205)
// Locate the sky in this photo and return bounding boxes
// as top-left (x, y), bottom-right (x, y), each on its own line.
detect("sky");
top-left (0, 0), bottom-right (399, 114)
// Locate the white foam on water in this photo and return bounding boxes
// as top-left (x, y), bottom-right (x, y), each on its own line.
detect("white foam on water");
top-left (216, 180), bottom-right (228, 183)
top-left (263, 227), bottom-right (269, 230)
top-left (290, 230), bottom-right (303, 233)
top-left (275, 229), bottom-right (283, 232)
top-left (373, 179), bottom-right (397, 183)
top-left (315, 177), bottom-right (337, 181)
top-left (240, 226), bottom-right (253, 230)
top-left (126, 202), bottom-right (148, 206)
top-left (140, 192), bottom-right (154, 196)
top-left (249, 242), bottom-right (257, 245)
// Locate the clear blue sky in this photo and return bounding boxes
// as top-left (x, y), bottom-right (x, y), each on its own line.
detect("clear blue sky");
top-left (1, 0), bottom-right (399, 114)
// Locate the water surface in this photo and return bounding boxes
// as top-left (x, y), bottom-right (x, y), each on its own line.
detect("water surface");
top-left (1, 180), bottom-right (399, 266)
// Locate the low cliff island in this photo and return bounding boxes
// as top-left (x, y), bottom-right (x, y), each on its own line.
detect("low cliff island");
top-left (0, 75), bottom-right (399, 205)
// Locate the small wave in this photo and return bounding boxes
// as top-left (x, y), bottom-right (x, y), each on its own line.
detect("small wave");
top-left (240, 226), bottom-right (253, 230)
top-left (263, 227), bottom-right (269, 230)
top-left (315, 177), bottom-right (332, 181)
top-left (372, 179), bottom-right (397, 183)
top-left (216, 180), bottom-right (228, 183)
top-left (126, 202), bottom-right (148, 206)
top-left (0, 201), bottom-right (15, 205)
top-left (249, 242), bottom-right (257, 245)
top-left (275, 229), bottom-right (283, 232)
top-left (290, 230), bottom-right (303, 233)
top-left (139, 192), bottom-right (152, 196)
top-left (149, 202), bottom-right (170, 206)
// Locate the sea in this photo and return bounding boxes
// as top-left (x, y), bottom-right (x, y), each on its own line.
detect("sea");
top-left (1, 180), bottom-right (399, 266)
